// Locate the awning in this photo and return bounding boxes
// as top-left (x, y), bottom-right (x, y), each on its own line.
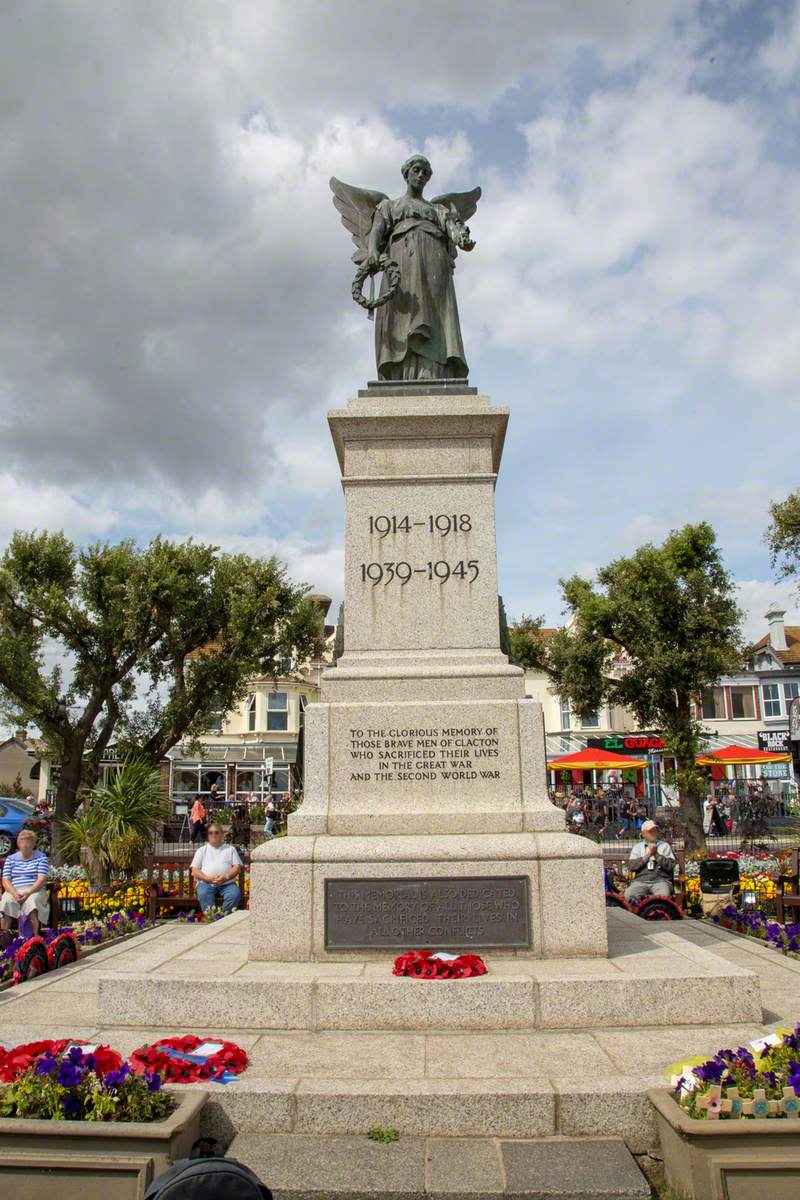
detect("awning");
top-left (696, 746), bottom-right (792, 767)
top-left (548, 747), bottom-right (648, 770)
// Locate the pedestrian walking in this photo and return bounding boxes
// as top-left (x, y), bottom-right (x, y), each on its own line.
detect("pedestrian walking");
top-left (189, 795), bottom-right (207, 844)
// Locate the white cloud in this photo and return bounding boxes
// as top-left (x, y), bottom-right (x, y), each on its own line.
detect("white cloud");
top-left (465, 62), bottom-right (800, 398)
top-left (0, 474), bottom-right (116, 545)
top-left (736, 579), bottom-right (800, 645)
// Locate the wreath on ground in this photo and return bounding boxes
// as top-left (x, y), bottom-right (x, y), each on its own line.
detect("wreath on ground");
top-left (129, 1035), bottom-right (248, 1083)
top-left (392, 949), bottom-right (487, 979)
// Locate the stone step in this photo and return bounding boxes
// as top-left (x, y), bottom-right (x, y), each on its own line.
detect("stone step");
top-left (196, 1074), bottom-right (659, 1153)
top-left (225, 1133), bottom-right (651, 1200)
top-left (97, 954), bottom-right (760, 1031)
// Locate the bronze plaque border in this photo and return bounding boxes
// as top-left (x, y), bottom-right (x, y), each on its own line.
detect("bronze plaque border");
top-left (324, 875), bottom-right (531, 950)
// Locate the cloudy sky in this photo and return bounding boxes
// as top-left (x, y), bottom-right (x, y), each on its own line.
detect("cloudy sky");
top-left (1, 0), bottom-right (798, 643)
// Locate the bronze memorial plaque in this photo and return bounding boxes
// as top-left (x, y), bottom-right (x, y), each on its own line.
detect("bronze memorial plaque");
top-left (325, 876), bottom-right (531, 950)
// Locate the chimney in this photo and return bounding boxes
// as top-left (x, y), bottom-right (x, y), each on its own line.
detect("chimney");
top-left (765, 603), bottom-right (788, 652)
top-left (14, 728), bottom-right (27, 742)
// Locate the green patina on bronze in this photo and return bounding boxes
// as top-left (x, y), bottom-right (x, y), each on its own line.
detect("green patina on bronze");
top-left (331, 157), bottom-right (481, 381)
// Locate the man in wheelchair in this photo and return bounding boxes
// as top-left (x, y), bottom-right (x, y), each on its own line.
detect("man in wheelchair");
top-left (624, 819), bottom-right (676, 904)
top-left (0, 829), bottom-right (49, 935)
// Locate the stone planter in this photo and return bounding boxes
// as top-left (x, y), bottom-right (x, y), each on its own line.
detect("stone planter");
top-left (650, 1087), bottom-right (800, 1199)
top-left (0, 1087), bottom-right (207, 1199)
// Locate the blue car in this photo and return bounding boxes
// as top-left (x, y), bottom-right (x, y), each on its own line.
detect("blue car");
top-left (0, 796), bottom-right (45, 856)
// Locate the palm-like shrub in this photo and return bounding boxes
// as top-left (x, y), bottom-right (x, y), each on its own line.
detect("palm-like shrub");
top-left (60, 760), bottom-right (167, 888)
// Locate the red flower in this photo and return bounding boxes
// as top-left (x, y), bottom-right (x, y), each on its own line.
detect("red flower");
top-left (0, 1038), bottom-right (72, 1082)
top-left (92, 1045), bottom-right (124, 1077)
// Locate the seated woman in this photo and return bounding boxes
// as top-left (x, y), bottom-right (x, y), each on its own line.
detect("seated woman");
top-left (190, 823), bottom-right (243, 914)
top-left (0, 829), bottom-right (49, 934)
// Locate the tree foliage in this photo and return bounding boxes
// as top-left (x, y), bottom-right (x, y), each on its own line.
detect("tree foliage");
top-left (524, 524), bottom-right (743, 850)
top-left (0, 532), bottom-right (324, 856)
top-left (60, 758), bottom-right (168, 888)
top-left (765, 490), bottom-right (800, 583)
top-left (507, 613), bottom-right (549, 671)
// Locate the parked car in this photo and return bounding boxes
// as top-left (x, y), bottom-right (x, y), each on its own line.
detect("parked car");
top-left (0, 797), bottom-right (48, 856)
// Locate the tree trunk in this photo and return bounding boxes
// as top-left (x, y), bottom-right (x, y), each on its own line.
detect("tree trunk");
top-left (51, 743), bottom-right (85, 865)
top-left (678, 786), bottom-right (706, 854)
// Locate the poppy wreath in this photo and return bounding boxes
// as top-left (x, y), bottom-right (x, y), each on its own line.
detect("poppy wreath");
top-left (13, 936), bottom-right (49, 985)
top-left (47, 931), bottom-right (80, 970)
top-left (0, 1038), bottom-right (122, 1082)
top-left (129, 1034), bottom-right (249, 1083)
top-left (392, 949), bottom-right (488, 979)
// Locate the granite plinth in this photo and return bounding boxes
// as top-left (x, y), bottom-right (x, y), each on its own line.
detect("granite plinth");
top-left (249, 832), bottom-right (607, 961)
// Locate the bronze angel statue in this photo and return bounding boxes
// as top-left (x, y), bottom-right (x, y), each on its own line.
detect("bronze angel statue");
top-left (330, 155), bottom-right (480, 380)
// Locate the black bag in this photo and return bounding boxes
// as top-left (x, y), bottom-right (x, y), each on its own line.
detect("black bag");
top-left (145, 1138), bottom-right (272, 1200)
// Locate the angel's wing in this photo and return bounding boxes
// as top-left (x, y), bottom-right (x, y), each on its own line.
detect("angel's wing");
top-left (431, 186), bottom-right (482, 224)
top-left (329, 177), bottom-right (388, 264)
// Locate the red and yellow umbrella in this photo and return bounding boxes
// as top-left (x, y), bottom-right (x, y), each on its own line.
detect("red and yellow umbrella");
top-left (696, 745), bottom-right (792, 767)
top-left (548, 747), bottom-right (648, 771)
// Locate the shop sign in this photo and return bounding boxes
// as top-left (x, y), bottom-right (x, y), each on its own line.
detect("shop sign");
top-left (587, 734), bottom-right (665, 754)
top-left (758, 731), bottom-right (791, 754)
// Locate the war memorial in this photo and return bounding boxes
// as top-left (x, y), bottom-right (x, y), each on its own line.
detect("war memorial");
top-left (5, 154), bottom-right (791, 1199)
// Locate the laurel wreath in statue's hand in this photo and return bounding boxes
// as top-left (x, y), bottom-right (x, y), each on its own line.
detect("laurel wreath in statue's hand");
top-left (352, 254), bottom-right (401, 311)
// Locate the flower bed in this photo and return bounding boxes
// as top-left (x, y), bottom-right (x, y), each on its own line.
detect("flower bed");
top-left (670, 1025), bottom-right (800, 1119)
top-left (57, 879), bottom-right (147, 919)
top-left (0, 1043), bottom-right (170, 1121)
top-left (0, 910), bottom-right (147, 987)
top-left (709, 903), bottom-right (800, 957)
top-left (652, 1026), bottom-right (800, 1196)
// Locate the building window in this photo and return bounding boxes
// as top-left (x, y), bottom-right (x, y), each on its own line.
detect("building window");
top-left (700, 687), bottom-right (726, 720)
top-left (205, 699), bottom-right (225, 733)
top-left (559, 698), bottom-right (570, 731)
top-left (785, 681), bottom-right (800, 705)
top-left (762, 683), bottom-right (782, 718)
top-left (730, 686), bottom-right (756, 720)
top-left (581, 711), bottom-right (600, 729)
top-left (267, 690), bottom-right (288, 731)
top-left (247, 694), bottom-right (257, 732)
top-left (172, 764), bottom-right (226, 804)
top-left (271, 763), bottom-right (291, 794)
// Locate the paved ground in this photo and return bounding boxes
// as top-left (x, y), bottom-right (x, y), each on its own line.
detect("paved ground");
top-left (1, 909), bottom-right (798, 1153)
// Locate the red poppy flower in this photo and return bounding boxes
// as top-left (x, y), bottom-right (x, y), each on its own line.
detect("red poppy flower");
top-left (0, 1038), bottom-right (72, 1082)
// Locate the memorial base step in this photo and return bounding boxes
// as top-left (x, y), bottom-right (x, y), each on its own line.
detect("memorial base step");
top-left (97, 951), bottom-right (761, 1033)
top-left (224, 1133), bottom-right (651, 1200)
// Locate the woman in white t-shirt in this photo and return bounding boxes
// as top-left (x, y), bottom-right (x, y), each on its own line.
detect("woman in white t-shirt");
top-left (190, 824), bottom-right (243, 914)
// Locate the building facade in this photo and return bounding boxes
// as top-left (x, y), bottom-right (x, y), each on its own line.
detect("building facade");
top-left (525, 605), bottom-right (800, 802)
top-left (166, 668), bottom-right (324, 815)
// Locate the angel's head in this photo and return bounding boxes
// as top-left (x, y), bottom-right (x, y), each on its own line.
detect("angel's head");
top-left (401, 154), bottom-right (432, 193)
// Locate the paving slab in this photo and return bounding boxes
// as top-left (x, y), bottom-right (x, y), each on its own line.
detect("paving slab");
top-left (229, 1133), bottom-right (427, 1200)
top-left (426, 1137), bottom-right (505, 1195)
top-left (228, 1134), bottom-right (649, 1199)
top-left (501, 1137), bottom-right (649, 1198)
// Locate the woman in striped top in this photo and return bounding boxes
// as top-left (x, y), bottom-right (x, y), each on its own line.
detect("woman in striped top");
top-left (0, 829), bottom-right (49, 932)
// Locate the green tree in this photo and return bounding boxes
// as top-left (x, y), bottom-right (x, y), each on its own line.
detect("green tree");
top-left (766, 490), bottom-right (800, 583)
top-left (60, 758), bottom-right (168, 888)
top-left (507, 613), bottom-right (549, 670)
top-left (526, 524), bottom-right (743, 851)
top-left (0, 532), bottom-right (323, 859)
